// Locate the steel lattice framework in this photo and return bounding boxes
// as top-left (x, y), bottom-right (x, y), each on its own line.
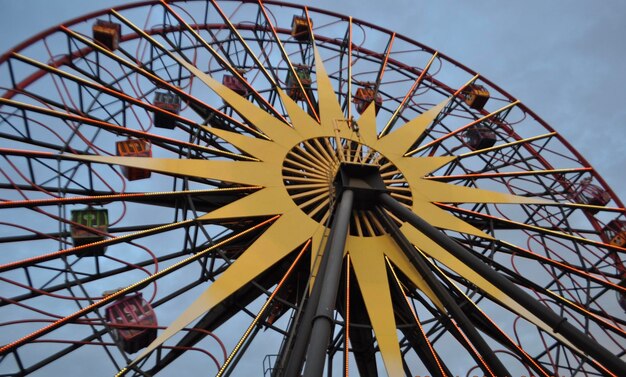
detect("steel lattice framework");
top-left (0, 1), bottom-right (625, 376)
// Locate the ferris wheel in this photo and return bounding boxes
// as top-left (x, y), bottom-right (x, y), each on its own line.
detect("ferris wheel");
top-left (0, 1), bottom-right (625, 376)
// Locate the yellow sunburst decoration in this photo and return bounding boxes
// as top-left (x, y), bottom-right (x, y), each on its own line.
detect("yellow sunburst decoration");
top-left (72, 45), bottom-right (567, 376)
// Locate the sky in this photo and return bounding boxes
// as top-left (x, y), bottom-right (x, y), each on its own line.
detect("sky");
top-left (1, 0), bottom-right (625, 376)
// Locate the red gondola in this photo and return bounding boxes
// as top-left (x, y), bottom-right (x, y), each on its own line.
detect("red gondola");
top-left (462, 125), bottom-right (497, 150)
top-left (291, 15), bottom-right (312, 41)
top-left (222, 69), bottom-right (248, 96)
top-left (573, 178), bottom-right (611, 210)
top-left (354, 85), bottom-right (382, 114)
top-left (153, 92), bottom-right (181, 129)
top-left (105, 293), bottom-right (157, 354)
top-left (603, 219), bottom-right (626, 247)
top-left (115, 139), bottom-right (152, 181)
top-left (92, 20), bottom-right (121, 51)
top-left (463, 84), bottom-right (490, 110)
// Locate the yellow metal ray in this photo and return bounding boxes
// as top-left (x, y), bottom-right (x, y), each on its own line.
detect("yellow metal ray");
top-left (198, 187), bottom-right (297, 221)
top-left (172, 56), bottom-right (301, 147)
top-left (133, 210), bottom-right (317, 364)
top-left (411, 201), bottom-right (492, 239)
top-left (354, 102), bottom-right (378, 145)
top-left (278, 88), bottom-right (331, 139)
top-left (348, 234), bottom-right (445, 312)
top-left (313, 46), bottom-right (346, 131)
top-left (419, 180), bottom-right (552, 205)
top-left (400, 224), bottom-right (582, 354)
top-left (200, 125), bottom-right (285, 162)
top-left (349, 244), bottom-right (404, 377)
top-left (67, 154), bottom-right (277, 186)
top-left (395, 155), bottom-right (456, 182)
top-left (374, 97), bottom-right (451, 155)
top-left (378, 237), bottom-right (446, 312)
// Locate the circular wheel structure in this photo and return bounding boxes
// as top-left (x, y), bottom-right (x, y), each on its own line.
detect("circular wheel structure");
top-left (0, 1), bottom-right (625, 376)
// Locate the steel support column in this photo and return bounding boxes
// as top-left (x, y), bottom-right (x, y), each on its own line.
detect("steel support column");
top-left (379, 192), bottom-right (626, 375)
top-left (280, 218), bottom-right (335, 376)
top-left (375, 206), bottom-right (510, 377)
top-left (300, 189), bottom-right (354, 377)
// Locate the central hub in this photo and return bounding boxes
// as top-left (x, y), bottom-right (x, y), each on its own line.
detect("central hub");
top-left (333, 162), bottom-right (387, 210)
top-left (282, 137), bottom-right (411, 236)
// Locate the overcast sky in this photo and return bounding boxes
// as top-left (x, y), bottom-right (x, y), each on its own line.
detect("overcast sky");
top-left (0, 1), bottom-right (625, 376)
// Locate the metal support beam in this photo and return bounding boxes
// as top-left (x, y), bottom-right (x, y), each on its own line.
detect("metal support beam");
top-left (279, 224), bottom-right (335, 376)
top-left (375, 206), bottom-right (510, 377)
top-left (301, 189), bottom-right (354, 377)
top-left (279, 254), bottom-right (328, 376)
top-left (282, 190), bottom-right (354, 377)
top-left (378, 193), bottom-right (626, 375)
